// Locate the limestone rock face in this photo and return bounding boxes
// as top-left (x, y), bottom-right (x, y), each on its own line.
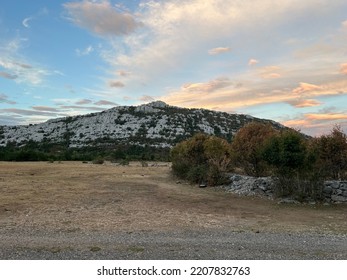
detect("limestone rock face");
top-left (0, 101), bottom-right (283, 149)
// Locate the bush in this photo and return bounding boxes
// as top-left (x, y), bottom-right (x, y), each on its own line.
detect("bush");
top-left (171, 133), bottom-right (232, 185)
top-left (311, 125), bottom-right (347, 180)
top-left (230, 122), bottom-right (278, 176)
top-left (262, 129), bottom-right (324, 200)
top-left (92, 157), bottom-right (104, 164)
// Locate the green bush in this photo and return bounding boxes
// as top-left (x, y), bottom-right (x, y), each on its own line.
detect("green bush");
top-left (262, 129), bottom-right (324, 200)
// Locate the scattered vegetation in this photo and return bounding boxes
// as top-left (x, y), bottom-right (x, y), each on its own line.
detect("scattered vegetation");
top-left (171, 122), bottom-right (347, 201)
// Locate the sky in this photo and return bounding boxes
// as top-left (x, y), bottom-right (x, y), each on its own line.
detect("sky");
top-left (1, 0), bottom-right (347, 136)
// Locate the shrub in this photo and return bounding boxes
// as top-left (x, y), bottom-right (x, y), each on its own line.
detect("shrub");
top-left (262, 129), bottom-right (324, 200)
top-left (92, 157), bottom-right (104, 164)
top-left (171, 133), bottom-right (232, 185)
top-left (230, 122), bottom-right (277, 176)
top-left (311, 125), bottom-right (347, 180)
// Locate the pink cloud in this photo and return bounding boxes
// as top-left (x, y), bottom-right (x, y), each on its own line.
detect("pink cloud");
top-left (248, 59), bottom-right (259, 66)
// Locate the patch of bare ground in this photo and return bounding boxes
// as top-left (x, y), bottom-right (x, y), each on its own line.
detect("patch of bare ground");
top-left (0, 161), bottom-right (346, 259)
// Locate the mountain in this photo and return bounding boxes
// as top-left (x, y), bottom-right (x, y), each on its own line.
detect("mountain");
top-left (0, 101), bottom-right (284, 151)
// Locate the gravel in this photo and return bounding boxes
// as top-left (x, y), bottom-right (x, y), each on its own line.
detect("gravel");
top-left (0, 228), bottom-right (346, 260)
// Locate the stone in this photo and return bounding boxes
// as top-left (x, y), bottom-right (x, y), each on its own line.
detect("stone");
top-left (331, 195), bottom-right (347, 203)
top-left (323, 186), bottom-right (332, 194)
top-left (278, 198), bottom-right (300, 204)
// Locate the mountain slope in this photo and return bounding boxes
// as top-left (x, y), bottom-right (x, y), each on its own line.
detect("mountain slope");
top-left (0, 101), bottom-right (284, 149)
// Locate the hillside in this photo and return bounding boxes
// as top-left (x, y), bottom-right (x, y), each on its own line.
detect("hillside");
top-left (0, 101), bottom-right (284, 151)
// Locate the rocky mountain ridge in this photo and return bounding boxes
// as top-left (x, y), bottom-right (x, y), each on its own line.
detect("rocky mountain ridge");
top-left (0, 101), bottom-right (284, 148)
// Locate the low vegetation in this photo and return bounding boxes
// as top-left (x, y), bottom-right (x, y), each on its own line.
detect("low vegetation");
top-left (172, 123), bottom-right (347, 201)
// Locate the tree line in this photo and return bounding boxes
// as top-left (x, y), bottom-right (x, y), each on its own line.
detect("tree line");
top-left (171, 122), bottom-right (347, 200)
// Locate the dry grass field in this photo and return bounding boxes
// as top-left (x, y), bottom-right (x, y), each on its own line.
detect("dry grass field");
top-left (0, 161), bottom-right (346, 259)
top-left (1, 161), bottom-right (346, 233)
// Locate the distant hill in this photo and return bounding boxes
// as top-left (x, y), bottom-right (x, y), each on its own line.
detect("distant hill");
top-left (0, 101), bottom-right (284, 150)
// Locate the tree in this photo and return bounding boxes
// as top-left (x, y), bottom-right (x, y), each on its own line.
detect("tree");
top-left (230, 122), bottom-right (277, 176)
top-left (262, 129), bottom-right (323, 200)
top-left (312, 125), bottom-right (347, 180)
top-left (171, 133), bottom-right (232, 185)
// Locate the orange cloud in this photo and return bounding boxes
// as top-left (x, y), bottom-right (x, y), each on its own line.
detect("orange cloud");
top-left (340, 63), bottom-right (347, 74)
top-left (182, 77), bottom-right (233, 93)
top-left (287, 99), bottom-right (322, 108)
top-left (305, 113), bottom-right (347, 121)
top-left (292, 82), bottom-right (322, 94)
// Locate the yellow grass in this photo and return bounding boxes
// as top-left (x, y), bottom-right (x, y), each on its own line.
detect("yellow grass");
top-left (0, 161), bottom-right (346, 234)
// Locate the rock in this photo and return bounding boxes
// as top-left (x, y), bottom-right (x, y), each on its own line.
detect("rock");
top-left (323, 186), bottom-right (332, 194)
top-left (331, 195), bottom-right (347, 203)
top-left (278, 198), bottom-right (300, 204)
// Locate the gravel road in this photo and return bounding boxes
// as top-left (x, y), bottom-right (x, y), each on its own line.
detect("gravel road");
top-left (0, 228), bottom-right (346, 260)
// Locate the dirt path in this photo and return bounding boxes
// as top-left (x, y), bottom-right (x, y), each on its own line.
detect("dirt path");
top-left (0, 161), bottom-right (346, 259)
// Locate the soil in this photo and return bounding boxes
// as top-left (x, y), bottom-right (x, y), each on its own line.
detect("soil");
top-left (0, 161), bottom-right (346, 259)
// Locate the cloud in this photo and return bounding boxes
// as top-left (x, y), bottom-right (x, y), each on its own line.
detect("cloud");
top-left (109, 80), bottom-right (125, 88)
top-left (63, 0), bottom-right (142, 36)
top-left (76, 45), bottom-right (94, 56)
top-left (22, 17), bottom-right (33, 28)
top-left (292, 82), bottom-right (322, 95)
top-left (0, 93), bottom-right (16, 104)
top-left (75, 99), bottom-right (92, 105)
top-left (182, 77), bottom-right (233, 93)
top-left (0, 44), bottom-right (50, 86)
top-left (248, 59), bottom-right (259, 66)
top-left (342, 20), bottom-right (347, 28)
top-left (305, 113), bottom-right (347, 121)
top-left (94, 100), bottom-right (118, 106)
top-left (1, 108), bottom-right (61, 117)
top-left (208, 47), bottom-right (231, 55)
top-left (0, 71), bottom-right (18, 80)
top-left (340, 63), bottom-right (347, 74)
top-left (32, 106), bottom-right (60, 112)
top-left (117, 70), bottom-right (131, 77)
top-left (258, 66), bottom-right (282, 79)
top-left (139, 95), bottom-right (155, 102)
top-left (287, 99), bottom-right (322, 108)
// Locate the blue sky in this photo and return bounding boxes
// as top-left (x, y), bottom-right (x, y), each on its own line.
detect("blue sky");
top-left (1, 0), bottom-right (347, 136)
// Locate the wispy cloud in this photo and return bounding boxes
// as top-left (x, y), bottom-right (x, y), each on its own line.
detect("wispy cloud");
top-left (22, 17), bottom-right (33, 28)
top-left (287, 99), bottom-right (322, 108)
top-left (0, 93), bottom-right (16, 105)
top-left (0, 38), bottom-right (51, 85)
top-left (75, 45), bottom-right (94, 56)
top-left (109, 80), bottom-right (125, 88)
top-left (208, 47), bottom-right (231, 55)
top-left (94, 99), bottom-right (118, 106)
top-left (0, 71), bottom-right (18, 80)
top-left (138, 95), bottom-right (155, 102)
top-left (75, 99), bottom-right (92, 105)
